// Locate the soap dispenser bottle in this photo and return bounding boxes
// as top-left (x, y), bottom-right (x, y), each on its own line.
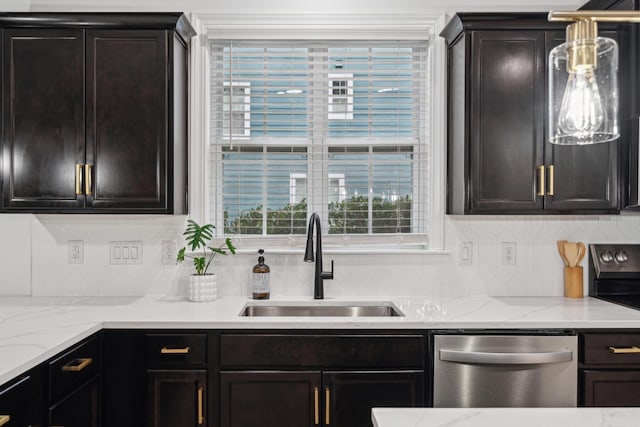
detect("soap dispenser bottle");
top-left (252, 249), bottom-right (270, 299)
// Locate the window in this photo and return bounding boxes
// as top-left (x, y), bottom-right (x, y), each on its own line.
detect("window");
top-left (328, 73), bottom-right (353, 120)
top-left (223, 81), bottom-right (251, 137)
top-left (209, 40), bottom-right (430, 245)
top-left (290, 173), bottom-right (345, 205)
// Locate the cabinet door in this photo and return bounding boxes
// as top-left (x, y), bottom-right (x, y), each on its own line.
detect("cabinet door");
top-left (2, 28), bottom-right (85, 210)
top-left (49, 376), bottom-right (99, 427)
top-left (468, 30), bottom-right (546, 212)
top-left (148, 370), bottom-right (207, 427)
top-left (544, 31), bottom-right (619, 212)
top-left (0, 368), bottom-right (45, 427)
top-left (102, 330), bottom-right (146, 427)
top-left (220, 371), bottom-right (321, 427)
top-left (86, 30), bottom-right (168, 211)
top-left (323, 370), bottom-right (423, 427)
top-left (582, 370), bottom-right (640, 406)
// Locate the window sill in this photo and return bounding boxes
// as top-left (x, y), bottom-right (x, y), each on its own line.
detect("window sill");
top-left (232, 248), bottom-right (450, 256)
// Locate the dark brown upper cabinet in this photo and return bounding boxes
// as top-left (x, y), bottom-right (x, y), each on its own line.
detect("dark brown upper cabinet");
top-left (441, 14), bottom-right (620, 214)
top-left (582, 0), bottom-right (640, 211)
top-left (0, 13), bottom-right (195, 213)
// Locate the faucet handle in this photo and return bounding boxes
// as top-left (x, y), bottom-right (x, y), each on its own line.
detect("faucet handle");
top-left (321, 260), bottom-right (334, 280)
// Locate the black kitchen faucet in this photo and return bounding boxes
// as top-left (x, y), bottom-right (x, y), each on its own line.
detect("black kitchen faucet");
top-left (304, 212), bottom-right (334, 299)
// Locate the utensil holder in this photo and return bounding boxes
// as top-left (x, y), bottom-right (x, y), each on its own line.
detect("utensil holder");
top-left (564, 266), bottom-right (583, 298)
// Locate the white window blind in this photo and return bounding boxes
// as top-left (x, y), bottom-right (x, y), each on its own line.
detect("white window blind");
top-left (209, 39), bottom-right (430, 246)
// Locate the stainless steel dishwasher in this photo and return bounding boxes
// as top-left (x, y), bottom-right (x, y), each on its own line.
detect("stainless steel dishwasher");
top-left (433, 334), bottom-right (577, 407)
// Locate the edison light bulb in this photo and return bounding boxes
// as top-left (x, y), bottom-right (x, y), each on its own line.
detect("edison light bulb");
top-left (557, 67), bottom-right (604, 139)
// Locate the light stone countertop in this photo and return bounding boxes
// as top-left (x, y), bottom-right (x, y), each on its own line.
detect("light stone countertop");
top-left (371, 408), bottom-right (640, 427)
top-left (1, 295), bottom-right (640, 386)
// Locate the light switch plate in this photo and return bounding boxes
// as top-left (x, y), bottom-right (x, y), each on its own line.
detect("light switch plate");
top-left (459, 241), bottom-right (473, 265)
top-left (110, 241), bottom-right (143, 265)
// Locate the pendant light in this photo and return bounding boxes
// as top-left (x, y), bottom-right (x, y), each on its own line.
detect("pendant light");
top-left (548, 11), bottom-right (640, 145)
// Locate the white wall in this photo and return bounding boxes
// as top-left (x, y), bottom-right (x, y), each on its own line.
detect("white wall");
top-left (19, 0), bottom-right (585, 14)
top-left (3, 214), bottom-right (640, 298)
top-left (1, 0), bottom-right (627, 300)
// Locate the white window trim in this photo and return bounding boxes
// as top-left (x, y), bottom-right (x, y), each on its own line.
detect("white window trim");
top-left (188, 12), bottom-right (447, 252)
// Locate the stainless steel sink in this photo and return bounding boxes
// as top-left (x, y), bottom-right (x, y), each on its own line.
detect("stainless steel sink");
top-left (240, 302), bottom-right (403, 317)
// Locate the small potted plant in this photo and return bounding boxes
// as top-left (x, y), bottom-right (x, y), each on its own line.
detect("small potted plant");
top-left (177, 220), bottom-right (236, 301)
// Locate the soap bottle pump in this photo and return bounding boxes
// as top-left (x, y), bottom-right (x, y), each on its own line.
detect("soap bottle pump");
top-left (252, 249), bottom-right (270, 300)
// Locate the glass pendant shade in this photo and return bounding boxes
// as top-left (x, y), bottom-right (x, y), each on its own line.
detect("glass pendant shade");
top-left (548, 33), bottom-right (619, 145)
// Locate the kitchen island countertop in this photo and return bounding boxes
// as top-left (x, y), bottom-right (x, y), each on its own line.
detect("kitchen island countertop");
top-left (2, 294), bottom-right (640, 386)
top-left (372, 407), bottom-right (640, 427)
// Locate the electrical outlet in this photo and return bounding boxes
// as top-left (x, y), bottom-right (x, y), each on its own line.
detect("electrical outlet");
top-left (161, 240), bottom-right (177, 265)
top-left (501, 242), bottom-right (517, 266)
top-left (68, 240), bottom-right (84, 264)
top-left (110, 241), bottom-right (143, 265)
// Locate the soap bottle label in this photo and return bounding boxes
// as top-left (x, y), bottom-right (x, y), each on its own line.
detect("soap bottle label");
top-left (252, 273), bottom-right (270, 294)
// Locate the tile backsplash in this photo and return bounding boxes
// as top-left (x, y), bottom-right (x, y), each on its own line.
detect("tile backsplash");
top-left (2, 214), bottom-right (640, 298)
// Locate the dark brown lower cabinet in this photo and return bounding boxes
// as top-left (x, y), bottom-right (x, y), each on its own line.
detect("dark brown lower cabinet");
top-left (580, 332), bottom-right (640, 406)
top-left (324, 371), bottom-right (423, 427)
top-left (219, 370), bottom-right (423, 427)
top-left (220, 371), bottom-right (320, 427)
top-left (49, 377), bottom-right (99, 427)
top-left (582, 370), bottom-right (640, 406)
top-left (148, 370), bottom-right (207, 427)
top-left (0, 367), bottom-right (45, 427)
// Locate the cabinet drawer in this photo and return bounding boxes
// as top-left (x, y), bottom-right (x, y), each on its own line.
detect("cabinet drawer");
top-left (0, 366), bottom-right (45, 427)
top-left (146, 333), bottom-right (207, 366)
top-left (49, 375), bottom-right (99, 427)
top-left (583, 333), bottom-right (640, 365)
top-left (49, 335), bottom-right (100, 402)
top-left (220, 334), bottom-right (424, 368)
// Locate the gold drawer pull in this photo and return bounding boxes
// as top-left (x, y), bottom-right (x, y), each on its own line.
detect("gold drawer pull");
top-left (75, 164), bottom-right (83, 195)
top-left (85, 164), bottom-right (93, 196)
top-left (325, 387), bottom-right (330, 425)
top-left (609, 346), bottom-right (640, 354)
top-left (547, 165), bottom-right (554, 196)
top-left (160, 346), bottom-right (190, 354)
top-left (61, 357), bottom-right (93, 372)
top-left (0, 415), bottom-right (10, 426)
top-left (197, 386), bottom-right (204, 425)
top-left (536, 165), bottom-right (545, 197)
top-left (314, 387), bottom-right (319, 425)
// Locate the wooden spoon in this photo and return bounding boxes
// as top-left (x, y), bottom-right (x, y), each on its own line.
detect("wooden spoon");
top-left (564, 242), bottom-right (579, 267)
top-left (575, 242), bottom-right (587, 267)
top-left (557, 240), bottom-right (569, 266)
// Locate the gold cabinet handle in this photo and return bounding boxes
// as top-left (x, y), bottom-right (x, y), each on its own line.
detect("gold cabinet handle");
top-left (160, 346), bottom-right (190, 354)
top-left (61, 357), bottom-right (93, 372)
top-left (313, 387), bottom-right (319, 425)
top-left (85, 164), bottom-right (93, 195)
top-left (197, 386), bottom-right (204, 425)
top-left (75, 164), bottom-right (83, 195)
top-left (609, 346), bottom-right (640, 354)
top-left (536, 165), bottom-right (545, 197)
top-left (325, 387), bottom-right (330, 425)
top-left (547, 165), bottom-right (555, 196)
top-left (0, 415), bottom-right (10, 426)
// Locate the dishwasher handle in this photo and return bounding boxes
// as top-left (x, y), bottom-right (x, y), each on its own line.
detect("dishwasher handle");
top-left (439, 349), bottom-right (573, 365)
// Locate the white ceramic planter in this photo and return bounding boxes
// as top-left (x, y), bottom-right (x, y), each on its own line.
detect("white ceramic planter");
top-left (189, 274), bottom-right (217, 302)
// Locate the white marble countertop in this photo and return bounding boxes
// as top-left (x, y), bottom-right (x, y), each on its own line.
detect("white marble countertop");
top-left (372, 408), bottom-right (640, 427)
top-left (2, 295), bottom-right (640, 387)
